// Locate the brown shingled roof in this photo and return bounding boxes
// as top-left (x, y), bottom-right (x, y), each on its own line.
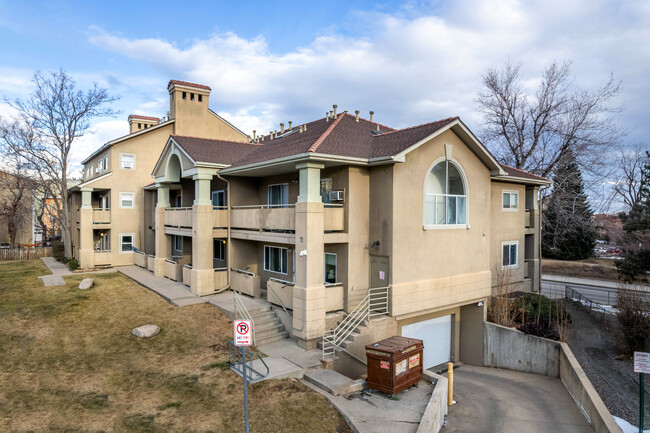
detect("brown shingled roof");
top-left (171, 135), bottom-right (259, 165)
top-left (499, 164), bottom-right (550, 182)
top-left (128, 114), bottom-right (160, 122)
top-left (167, 80), bottom-right (211, 91)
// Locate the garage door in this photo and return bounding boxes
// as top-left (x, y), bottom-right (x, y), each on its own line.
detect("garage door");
top-left (401, 315), bottom-right (451, 369)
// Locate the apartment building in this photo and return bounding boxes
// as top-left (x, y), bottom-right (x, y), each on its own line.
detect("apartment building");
top-left (144, 107), bottom-right (549, 366)
top-left (70, 81), bottom-right (248, 268)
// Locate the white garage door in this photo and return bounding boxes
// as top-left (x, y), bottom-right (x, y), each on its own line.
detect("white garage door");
top-left (401, 315), bottom-right (451, 369)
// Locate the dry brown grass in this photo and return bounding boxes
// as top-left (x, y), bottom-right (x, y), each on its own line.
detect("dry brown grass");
top-left (542, 258), bottom-right (619, 281)
top-left (0, 261), bottom-right (347, 432)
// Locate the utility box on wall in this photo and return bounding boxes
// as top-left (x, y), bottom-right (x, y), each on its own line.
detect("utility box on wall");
top-left (365, 336), bottom-right (424, 395)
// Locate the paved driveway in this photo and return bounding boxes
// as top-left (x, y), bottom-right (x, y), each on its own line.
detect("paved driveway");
top-left (443, 365), bottom-right (592, 433)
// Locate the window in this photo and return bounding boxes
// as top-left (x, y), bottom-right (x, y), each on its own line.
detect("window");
top-left (502, 191), bottom-right (519, 211)
top-left (95, 232), bottom-right (110, 252)
top-left (212, 190), bottom-right (226, 208)
top-left (190, 93), bottom-right (195, 101)
top-left (198, 94), bottom-right (203, 102)
top-left (121, 154), bottom-right (135, 169)
top-left (175, 195), bottom-right (182, 207)
top-left (98, 194), bottom-right (110, 210)
top-left (324, 253), bottom-right (337, 284)
top-left (264, 245), bottom-right (288, 274)
top-left (268, 183), bottom-right (289, 207)
top-left (120, 192), bottom-right (134, 208)
top-left (214, 239), bottom-right (225, 260)
top-left (320, 178), bottom-right (332, 203)
top-left (502, 241), bottom-right (518, 268)
top-left (97, 156), bottom-right (108, 173)
top-left (138, 123), bottom-right (142, 129)
top-left (424, 160), bottom-right (467, 226)
top-left (120, 234), bottom-right (134, 253)
top-left (182, 91), bottom-right (187, 100)
top-left (173, 235), bottom-right (183, 253)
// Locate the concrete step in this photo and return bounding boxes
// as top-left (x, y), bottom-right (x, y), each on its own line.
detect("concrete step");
top-left (255, 325), bottom-right (286, 340)
top-left (249, 306), bottom-right (271, 317)
top-left (303, 369), bottom-right (365, 396)
top-left (256, 331), bottom-right (289, 347)
top-left (252, 314), bottom-right (278, 327)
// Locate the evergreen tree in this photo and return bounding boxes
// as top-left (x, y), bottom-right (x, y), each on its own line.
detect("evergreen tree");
top-left (542, 152), bottom-right (596, 260)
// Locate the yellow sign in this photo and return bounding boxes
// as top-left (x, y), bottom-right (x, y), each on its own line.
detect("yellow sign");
top-left (409, 354), bottom-right (420, 368)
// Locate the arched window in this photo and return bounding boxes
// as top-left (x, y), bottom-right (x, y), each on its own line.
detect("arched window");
top-left (424, 160), bottom-right (467, 226)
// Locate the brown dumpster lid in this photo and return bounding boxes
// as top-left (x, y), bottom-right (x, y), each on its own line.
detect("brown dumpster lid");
top-left (365, 336), bottom-right (423, 354)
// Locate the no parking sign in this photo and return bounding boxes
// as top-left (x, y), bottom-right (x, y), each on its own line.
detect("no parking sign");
top-left (234, 319), bottom-right (252, 346)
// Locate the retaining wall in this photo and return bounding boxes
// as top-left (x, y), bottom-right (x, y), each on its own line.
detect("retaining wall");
top-left (417, 371), bottom-right (448, 433)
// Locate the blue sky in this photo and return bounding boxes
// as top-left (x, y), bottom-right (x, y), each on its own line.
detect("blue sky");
top-left (1, 0), bottom-right (648, 209)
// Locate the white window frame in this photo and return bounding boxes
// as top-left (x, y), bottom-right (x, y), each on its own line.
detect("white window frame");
top-left (423, 157), bottom-right (470, 230)
top-left (120, 233), bottom-right (134, 254)
top-left (120, 192), bottom-right (135, 209)
top-left (324, 252), bottom-right (337, 284)
top-left (267, 183), bottom-right (289, 208)
top-left (120, 153), bottom-right (135, 170)
top-left (212, 190), bottom-right (226, 208)
top-left (173, 235), bottom-right (183, 254)
top-left (502, 190), bottom-right (519, 211)
top-left (264, 245), bottom-right (288, 275)
top-left (501, 241), bottom-right (519, 268)
top-left (214, 239), bottom-right (225, 260)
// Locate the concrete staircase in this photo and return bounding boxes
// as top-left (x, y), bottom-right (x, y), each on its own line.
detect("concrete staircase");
top-left (251, 306), bottom-right (289, 347)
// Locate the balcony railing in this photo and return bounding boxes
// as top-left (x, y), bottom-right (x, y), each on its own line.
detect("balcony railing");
top-left (164, 207), bottom-right (192, 227)
top-left (324, 204), bottom-right (344, 231)
top-left (525, 210), bottom-right (534, 228)
top-left (213, 208), bottom-right (228, 228)
top-left (231, 204), bottom-right (295, 231)
top-left (93, 208), bottom-right (111, 224)
top-left (164, 259), bottom-right (183, 281)
top-left (231, 267), bottom-right (261, 297)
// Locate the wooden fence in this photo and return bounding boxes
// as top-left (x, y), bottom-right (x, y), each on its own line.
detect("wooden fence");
top-left (0, 247), bottom-right (53, 261)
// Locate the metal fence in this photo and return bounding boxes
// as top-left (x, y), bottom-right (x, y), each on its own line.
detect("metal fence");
top-left (0, 247), bottom-right (53, 261)
top-left (564, 286), bottom-right (610, 320)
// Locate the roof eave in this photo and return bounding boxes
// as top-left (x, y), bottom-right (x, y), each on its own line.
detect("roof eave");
top-left (491, 175), bottom-right (552, 186)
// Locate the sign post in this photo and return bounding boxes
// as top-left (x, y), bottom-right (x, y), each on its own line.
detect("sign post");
top-left (634, 352), bottom-right (649, 433)
top-left (234, 320), bottom-right (252, 433)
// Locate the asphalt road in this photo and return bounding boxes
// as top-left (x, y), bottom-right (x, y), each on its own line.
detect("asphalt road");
top-left (541, 274), bottom-right (650, 305)
top-left (443, 365), bottom-right (592, 433)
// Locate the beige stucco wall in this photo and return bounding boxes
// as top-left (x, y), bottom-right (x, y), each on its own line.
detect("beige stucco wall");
top-left (390, 130), bottom-right (492, 318)
top-left (489, 181), bottom-right (527, 292)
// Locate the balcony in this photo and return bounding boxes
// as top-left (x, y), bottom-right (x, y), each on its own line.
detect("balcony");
top-left (231, 268), bottom-right (261, 297)
top-left (134, 251), bottom-right (147, 268)
top-left (213, 207), bottom-right (228, 228)
top-left (266, 278), bottom-right (344, 313)
top-left (93, 209), bottom-right (111, 224)
top-left (525, 210), bottom-right (534, 228)
top-left (231, 205), bottom-right (295, 231)
top-left (94, 250), bottom-right (111, 265)
top-left (164, 259), bottom-right (183, 281)
top-left (183, 264), bottom-right (192, 286)
top-left (214, 268), bottom-right (228, 291)
top-left (324, 205), bottom-right (344, 231)
top-left (165, 207), bottom-right (192, 228)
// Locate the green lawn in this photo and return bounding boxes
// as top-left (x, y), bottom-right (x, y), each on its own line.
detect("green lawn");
top-left (0, 261), bottom-right (346, 432)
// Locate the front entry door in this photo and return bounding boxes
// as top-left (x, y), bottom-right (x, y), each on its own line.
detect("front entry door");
top-left (370, 255), bottom-right (389, 288)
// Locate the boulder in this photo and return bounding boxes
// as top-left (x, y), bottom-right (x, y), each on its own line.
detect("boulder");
top-left (78, 278), bottom-right (94, 290)
top-left (132, 325), bottom-right (160, 338)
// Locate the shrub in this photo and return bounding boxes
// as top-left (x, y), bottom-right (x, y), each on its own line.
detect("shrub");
top-left (52, 240), bottom-right (64, 261)
top-left (512, 293), bottom-right (571, 325)
top-left (616, 289), bottom-right (650, 356)
top-left (517, 318), bottom-right (561, 341)
top-left (62, 256), bottom-right (70, 264)
top-left (68, 259), bottom-right (79, 271)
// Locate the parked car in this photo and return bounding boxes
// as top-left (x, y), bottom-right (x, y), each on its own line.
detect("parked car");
top-left (0, 243), bottom-right (9, 249)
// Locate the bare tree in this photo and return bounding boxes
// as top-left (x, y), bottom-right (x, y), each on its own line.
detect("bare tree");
top-left (613, 144), bottom-right (649, 210)
top-left (476, 60), bottom-right (623, 178)
top-left (1, 70), bottom-right (118, 257)
top-left (0, 155), bottom-right (35, 247)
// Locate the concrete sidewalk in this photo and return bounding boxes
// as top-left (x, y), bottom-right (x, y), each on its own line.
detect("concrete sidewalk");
top-left (38, 257), bottom-right (116, 286)
top-left (118, 266), bottom-right (211, 307)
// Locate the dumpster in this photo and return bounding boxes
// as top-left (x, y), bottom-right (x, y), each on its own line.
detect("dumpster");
top-left (365, 336), bottom-right (424, 395)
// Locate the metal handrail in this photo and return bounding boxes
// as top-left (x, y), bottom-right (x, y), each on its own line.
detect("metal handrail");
top-left (231, 204), bottom-right (296, 209)
top-left (228, 341), bottom-right (269, 382)
top-left (148, 254), bottom-right (155, 258)
top-left (214, 267), bottom-right (228, 271)
top-left (164, 206), bottom-right (192, 211)
top-left (231, 267), bottom-right (255, 277)
top-left (213, 206), bottom-right (228, 210)
top-left (325, 282), bottom-right (343, 287)
top-left (134, 250), bottom-right (145, 256)
top-left (233, 290), bottom-right (256, 346)
top-left (92, 208), bottom-right (111, 211)
top-left (165, 259), bottom-right (177, 264)
top-left (322, 286), bottom-right (389, 360)
top-left (94, 249), bottom-right (111, 253)
top-left (324, 203), bottom-right (344, 208)
top-left (269, 277), bottom-right (295, 286)
top-left (184, 264), bottom-right (192, 269)
top-left (267, 284), bottom-right (289, 315)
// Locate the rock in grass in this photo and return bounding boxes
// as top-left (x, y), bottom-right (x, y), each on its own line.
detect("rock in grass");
top-left (78, 278), bottom-right (94, 290)
top-left (132, 325), bottom-right (160, 338)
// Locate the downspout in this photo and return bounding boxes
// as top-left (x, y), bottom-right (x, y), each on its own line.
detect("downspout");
top-left (537, 184), bottom-right (551, 293)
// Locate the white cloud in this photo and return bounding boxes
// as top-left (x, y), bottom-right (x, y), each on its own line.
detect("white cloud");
top-left (85, 0), bottom-right (650, 148)
top-left (71, 120), bottom-right (128, 172)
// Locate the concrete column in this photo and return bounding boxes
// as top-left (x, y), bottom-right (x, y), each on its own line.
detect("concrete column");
top-left (154, 184), bottom-right (170, 278)
top-left (293, 162), bottom-right (326, 348)
top-left (78, 188), bottom-right (94, 268)
top-left (191, 172), bottom-right (215, 294)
